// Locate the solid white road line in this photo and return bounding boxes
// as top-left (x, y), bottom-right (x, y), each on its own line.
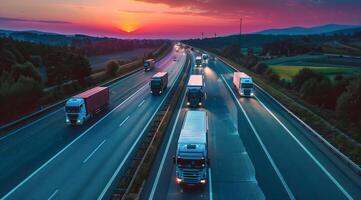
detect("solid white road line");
top-left (98, 52), bottom-right (188, 200)
top-left (119, 116), bottom-right (130, 127)
top-left (47, 189), bottom-right (59, 200)
top-left (208, 168), bottom-right (213, 200)
top-left (221, 75), bottom-right (295, 200)
top-left (138, 100), bottom-right (146, 108)
top-left (83, 140), bottom-right (106, 164)
top-left (254, 96), bottom-right (353, 200)
top-left (148, 91), bottom-right (186, 200)
top-left (2, 83), bottom-right (148, 200)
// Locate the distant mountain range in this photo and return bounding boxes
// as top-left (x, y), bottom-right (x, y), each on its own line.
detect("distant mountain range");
top-left (255, 24), bottom-right (361, 35)
top-left (0, 29), bottom-right (121, 46)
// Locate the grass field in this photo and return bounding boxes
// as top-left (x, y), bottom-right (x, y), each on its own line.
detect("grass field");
top-left (270, 65), bottom-right (360, 81)
top-left (266, 54), bottom-right (361, 81)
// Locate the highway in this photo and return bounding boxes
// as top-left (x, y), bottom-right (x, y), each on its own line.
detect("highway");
top-left (0, 46), bottom-right (188, 199)
top-left (142, 51), bottom-right (361, 200)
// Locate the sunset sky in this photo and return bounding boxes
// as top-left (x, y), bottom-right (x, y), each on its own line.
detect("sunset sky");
top-left (0, 0), bottom-right (361, 39)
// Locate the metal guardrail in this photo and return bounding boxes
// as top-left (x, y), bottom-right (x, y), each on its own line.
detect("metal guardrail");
top-left (110, 53), bottom-right (191, 200)
top-left (0, 43), bottom-right (173, 133)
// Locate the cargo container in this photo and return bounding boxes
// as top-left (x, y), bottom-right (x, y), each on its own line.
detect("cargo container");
top-left (174, 110), bottom-right (209, 186)
top-left (233, 72), bottom-right (254, 97)
top-left (150, 72), bottom-right (168, 95)
top-left (65, 87), bottom-right (109, 125)
top-left (186, 75), bottom-right (205, 107)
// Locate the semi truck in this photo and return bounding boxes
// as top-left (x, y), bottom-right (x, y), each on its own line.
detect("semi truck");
top-left (174, 110), bottom-right (209, 186)
top-left (202, 53), bottom-right (208, 65)
top-left (233, 72), bottom-right (254, 97)
top-left (195, 56), bottom-right (202, 67)
top-left (65, 86), bottom-right (109, 125)
top-left (150, 72), bottom-right (168, 95)
top-left (144, 59), bottom-right (155, 71)
top-left (186, 75), bottom-right (205, 107)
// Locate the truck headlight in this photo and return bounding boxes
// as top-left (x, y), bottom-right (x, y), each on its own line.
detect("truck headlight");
top-left (198, 102), bottom-right (202, 106)
top-left (251, 92), bottom-right (254, 96)
top-left (77, 119), bottom-right (81, 123)
top-left (66, 119), bottom-right (70, 123)
top-left (200, 179), bottom-right (206, 184)
top-left (159, 91), bottom-right (162, 94)
top-left (176, 177), bottom-right (182, 184)
top-left (187, 102), bottom-right (190, 106)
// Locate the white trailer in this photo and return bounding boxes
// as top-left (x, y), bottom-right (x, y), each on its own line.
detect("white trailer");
top-left (175, 110), bottom-right (209, 186)
top-left (233, 72), bottom-right (254, 97)
top-left (186, 75), bottom-right (205, 107)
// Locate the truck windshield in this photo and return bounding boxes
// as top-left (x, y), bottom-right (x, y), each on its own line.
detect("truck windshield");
top-left (241, 83), bottom-right (253, 89)
top-left (65, 106), bottom-right (81, 113)
top-left (177, 158), bottom-right (205, 168)
top-left (188, 89), bottom-right (202, 98)
top-left (151, 80), bottom-right (161, 88)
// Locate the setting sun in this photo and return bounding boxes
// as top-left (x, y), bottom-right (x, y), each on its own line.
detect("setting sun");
top-left (117, 20), bottom-right (139, 33)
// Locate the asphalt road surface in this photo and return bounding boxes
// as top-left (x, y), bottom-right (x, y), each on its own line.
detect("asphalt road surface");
top-left (0, 46), bottom-right (187, 199)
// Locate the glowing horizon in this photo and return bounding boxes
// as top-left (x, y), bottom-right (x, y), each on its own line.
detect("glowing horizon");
top-left (0, 0), bottom-right (361, 39)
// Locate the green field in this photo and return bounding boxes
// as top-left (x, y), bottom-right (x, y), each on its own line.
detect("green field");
top-left (270, 65), bottom-right (360, 81)
top-left (266, 55), bottom-right (361, 81)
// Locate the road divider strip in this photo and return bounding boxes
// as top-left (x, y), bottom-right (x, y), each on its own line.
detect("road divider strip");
top-left (99, 53), bottom-right (190, 200)
top-left (149, 87), bottom-right (187, 200)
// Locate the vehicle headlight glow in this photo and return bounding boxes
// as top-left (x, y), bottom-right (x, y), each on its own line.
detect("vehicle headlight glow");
top-left (77, 119), bottom-right (81, 123)
top-left (176, 177), bottom-right (182, 183)
top-left (200, 179), bottom-right (206, 184)
top-left (198, 102), bottom-right (202, 106)
top-left (187, 102), bottom-right (190, 106)
top-left (66, 119), bottom-right (70, 123)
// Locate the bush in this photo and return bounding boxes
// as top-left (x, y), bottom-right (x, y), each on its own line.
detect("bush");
top-left (106, 61), bottom-right (119, 78)
top-left (292, 68), bottom-right (323, 91)
top-left (336, 76), bottom-right (361, 122)
top-left (300, 78), bottom-right (335, 109)
top-left (253, 62), bottom-right (269, 74)
top-left (264, 68), bottom-right (280, 83)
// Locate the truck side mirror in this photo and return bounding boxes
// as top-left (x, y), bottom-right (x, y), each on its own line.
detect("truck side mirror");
top-left (172, 155), bottom-right (176, 164)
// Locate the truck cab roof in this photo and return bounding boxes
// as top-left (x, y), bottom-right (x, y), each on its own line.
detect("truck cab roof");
top-left (65, 98), bottom-right (84, 107)
top-left (178, 143), bottom-right (206, 157)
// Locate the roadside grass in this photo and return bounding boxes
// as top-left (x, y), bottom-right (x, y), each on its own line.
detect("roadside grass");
top-left (270, 65), bottom-right (360, 81)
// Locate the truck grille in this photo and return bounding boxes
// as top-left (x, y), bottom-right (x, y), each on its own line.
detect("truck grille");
top-left (67, 114), bottom-right (78, 124)
top-left (244, 90), bottom-right (251, 96)
top-left (180, 169), bottom-right (204, 184)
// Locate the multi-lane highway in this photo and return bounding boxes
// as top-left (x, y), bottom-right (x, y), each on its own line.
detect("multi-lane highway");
top-left (142, 51), bottom-right (361, 200)
top-left (0, 47), bottom-right (188, 199)
top-left (2, 47), bottom-right (361, 200)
